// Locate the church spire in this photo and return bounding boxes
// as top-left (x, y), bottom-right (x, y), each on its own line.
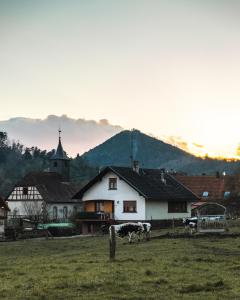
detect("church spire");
top-left (50, 130), bottom-right (70, 181)
top-left (51, 128), bottom-right (69, 160)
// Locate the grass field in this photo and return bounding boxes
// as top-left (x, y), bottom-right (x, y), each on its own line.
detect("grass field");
top-left (1, 231), bottom-right (240, 300)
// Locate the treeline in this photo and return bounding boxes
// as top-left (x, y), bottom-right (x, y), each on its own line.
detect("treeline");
top-left (0, 132), bottom-right (98, 197)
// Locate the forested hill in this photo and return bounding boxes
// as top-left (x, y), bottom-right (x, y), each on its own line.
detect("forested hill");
top-left (83, 130), bottom-right (240, 175)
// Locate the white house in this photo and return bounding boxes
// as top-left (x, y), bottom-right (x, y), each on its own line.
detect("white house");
top-left (7, 132), bottom-right (79, 220)
top-left (73, 165), bottom-right (199, 233)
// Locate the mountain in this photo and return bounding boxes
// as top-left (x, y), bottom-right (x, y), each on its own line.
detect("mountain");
top-left (82, 130), bottom-right (240, 175)
top-left (0, 115), bottom-right (122, 157)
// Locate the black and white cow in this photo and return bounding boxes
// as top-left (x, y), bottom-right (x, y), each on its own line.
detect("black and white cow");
top-left (183, 217), bottom-right (198, 234)
top-left (110, 222), bottom-right (151, 243)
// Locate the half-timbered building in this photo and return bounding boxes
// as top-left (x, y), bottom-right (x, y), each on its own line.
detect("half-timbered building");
top-left (7, 132), bottom-right (79, 220)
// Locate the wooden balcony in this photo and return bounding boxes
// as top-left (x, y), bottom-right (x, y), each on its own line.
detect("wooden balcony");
top-left (76, 211), bottom-right (114, 221)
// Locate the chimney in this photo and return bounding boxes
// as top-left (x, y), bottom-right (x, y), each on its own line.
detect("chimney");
top-left (160, 168), bottom-right (166, 184)
top-left (132, 160), bottom-right (140, 174)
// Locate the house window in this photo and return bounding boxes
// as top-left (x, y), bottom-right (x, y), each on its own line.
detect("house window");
top-left (54, 162), bottom-right (58, 167)
top-left (63, 206), bottom-right (68, 218)
top-left (202, 191), bottom-right (209, 197)
top-left (73, 206), bottom-right (78, 214)
top-left (23, 187), bottom-right (28, 195)
top-left (168, 201), bottom-right (187, 213)
top-left (109, 178), bottom-right (117, 190)
top-left (53, 206), bottom-right (58, 219)
top-left (95, 201), bottom-right (104, 212)
top-left (123, 201), bottom-right (137, 213)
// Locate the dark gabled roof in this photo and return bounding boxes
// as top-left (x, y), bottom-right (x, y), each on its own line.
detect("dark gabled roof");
top-left (51, 138), bottom-right (69, 160)
top-left (0, 196), bottom-right (10, 211)
top-left (14, 172), bottom-right (78, 203)
top-left (73, 166), bottom-right (199, 202)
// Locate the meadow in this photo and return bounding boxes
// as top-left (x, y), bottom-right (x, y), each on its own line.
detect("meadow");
top-left (1, 230), bottom-right (240, 300)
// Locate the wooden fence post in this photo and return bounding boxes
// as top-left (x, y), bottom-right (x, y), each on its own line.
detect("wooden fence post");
top-left (109, 225), bottom-right (116, 261)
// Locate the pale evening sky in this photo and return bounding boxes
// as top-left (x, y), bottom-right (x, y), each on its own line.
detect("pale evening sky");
top-left (0, 0), bottom-right (240, 158)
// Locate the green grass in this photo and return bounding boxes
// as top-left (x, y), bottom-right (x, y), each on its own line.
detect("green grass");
top-left (1, 232), bottom-right (240, 299)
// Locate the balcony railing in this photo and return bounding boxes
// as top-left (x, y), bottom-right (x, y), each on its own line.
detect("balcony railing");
top-left (76, 212), bottom-right (114, 220)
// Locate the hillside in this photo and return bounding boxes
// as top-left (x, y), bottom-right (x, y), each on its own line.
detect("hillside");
top-left (82, 130), bottom-right (240, 175)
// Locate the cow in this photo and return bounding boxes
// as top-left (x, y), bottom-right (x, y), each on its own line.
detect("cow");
top-left (110, 222), bottom-right (151, 243)
top-left (183, 217), bottom-right (198, 234)
top-left (138, 222), bottom-right (151, 241)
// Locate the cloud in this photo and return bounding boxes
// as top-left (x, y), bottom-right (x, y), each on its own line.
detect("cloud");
top-left (162, 135), bottom-right (190, 152)
top-left (0, 115), bottom-right (123, 157)
top-left (193, 143), bottom-right (204, 149)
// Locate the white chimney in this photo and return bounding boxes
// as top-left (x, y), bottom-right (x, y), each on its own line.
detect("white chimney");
top-left (160, 169), bottom-right (166, 184)
top-left (133, 160), bottom-right (140, 174)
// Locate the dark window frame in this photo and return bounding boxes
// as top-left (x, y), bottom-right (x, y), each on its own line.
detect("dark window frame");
top-left (53, 206), bottom-right (58, 219)
top-left (123, 200), bottom-right (137, 213)
top-left (109, 178), bottom-right (117, 190)
top-left (95, 201), bottom-right (104, 212)
top-left (63, 206), bottom-right (68, 218)
top-left (168, 201), bottom-right (187, 213)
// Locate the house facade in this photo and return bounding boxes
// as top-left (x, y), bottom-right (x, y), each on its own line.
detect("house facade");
top-left (0, 196), bottom-right (10, 237)
top-left (7, 132), bottom-right (79, 221)
top-left (73, 166), bottom-right (199, 233)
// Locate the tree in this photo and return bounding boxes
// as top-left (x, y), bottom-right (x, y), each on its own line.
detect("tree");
top-left (22, 200), bottom-right (43, 222)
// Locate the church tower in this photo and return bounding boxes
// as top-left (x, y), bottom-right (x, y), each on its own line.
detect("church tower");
top-left (50, 130), bottom-right (70, 182)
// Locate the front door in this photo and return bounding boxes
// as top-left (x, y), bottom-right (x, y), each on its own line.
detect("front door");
top-left (95, 201), bottom-right (104, 212)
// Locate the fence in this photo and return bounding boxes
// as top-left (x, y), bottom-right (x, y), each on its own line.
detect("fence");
top-left (197, 215), bottom-right (227, 233)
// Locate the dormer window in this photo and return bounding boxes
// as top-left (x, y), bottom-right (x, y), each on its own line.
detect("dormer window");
top-left (23, 187), bottom-right (28, 195)
top-left (109, 178), bottom-right (117, 190)
top-left (202, 191), bottom-right (209, 197)
top-left (224, 191), bottom-right (230, 199)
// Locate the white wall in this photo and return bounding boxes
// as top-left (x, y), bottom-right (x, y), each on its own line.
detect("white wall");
top-left (0, 220), bottom-right (4, 234)
top-left (47, 203), bottom-right (79, 219)
top-left (8, 186), bottom-right (43, 216)
top-left (8, 201), bottom-right (79, 219)
top-left (82, 172), bottom-right (146, 221)
top-left (7, 185), bottom-right (80, 219)
top-left (146, 201), bottom-right (192, 220)
top-left (7, 200), bottom-right (43, 216)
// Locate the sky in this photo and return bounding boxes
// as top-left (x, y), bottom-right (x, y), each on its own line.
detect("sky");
top-left (0, 0), bottom-right (240, 158)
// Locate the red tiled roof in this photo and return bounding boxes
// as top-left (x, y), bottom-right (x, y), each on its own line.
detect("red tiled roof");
top-left (175, 175), bottom-right (226, 201)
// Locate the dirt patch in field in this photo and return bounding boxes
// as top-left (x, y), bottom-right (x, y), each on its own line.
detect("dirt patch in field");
top-left (194, 244), bottom-right (240, 256)
top-left (152, 232), bottom-right (240, 240)
top-left (180, 280), bottom-right (228, 293)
